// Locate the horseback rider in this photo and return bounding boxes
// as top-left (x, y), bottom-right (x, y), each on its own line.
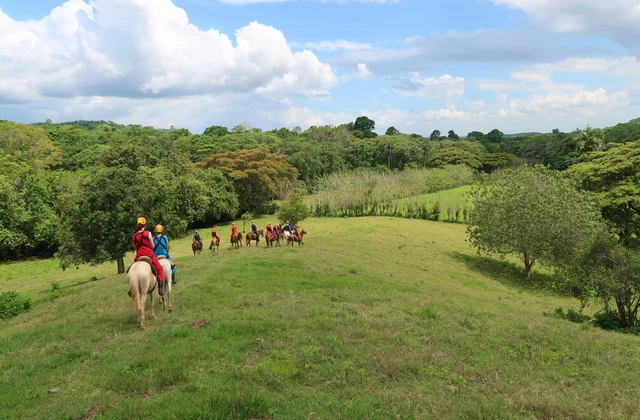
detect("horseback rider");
top-left (266, 222), bottom-right (274, 240)
top-left (284, 220), bottom-right (292, 237)
top-left (293, 224), bottom-right (301, 242)
top-left (275, 222), bottom-right (283, 240)
top-left (211, 226), bottom-right (221, 243)
top-left (153, 224), bottom-right (177, 285)
top-left (193, 230), bottom-right (203, 250)
top-left (251, 220), bottom-right (259, 241)
top-left (131, 217), bottom-right (164, 296)
top-left (230, 222), bottom-right (238, 240)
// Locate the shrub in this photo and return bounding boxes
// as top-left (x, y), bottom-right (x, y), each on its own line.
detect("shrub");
top-left (592, 311), bottom-right (621, 331)
top-left (0, 291), bottom-right (32, 319)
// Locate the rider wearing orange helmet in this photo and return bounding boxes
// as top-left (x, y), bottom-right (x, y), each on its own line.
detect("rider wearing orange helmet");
top-left (211, 226), bottom-right (221, 243)
top-left (153, 224), bottom-right (176, 285)
top-left (132, 217), bottom-right (165, 296)
top-left (230, 222), bottom-right (238, 240)
top-left (293, 224), bottom-right (301, 242)
top-left (265, 222), bottom-right (274, 239)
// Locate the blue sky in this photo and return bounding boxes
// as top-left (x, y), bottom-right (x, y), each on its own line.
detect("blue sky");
top-left (1, 0), bottom-right (639, 135)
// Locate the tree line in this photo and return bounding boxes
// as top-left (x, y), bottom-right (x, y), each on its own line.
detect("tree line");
top-left (1, 116), bottom-right (638, 269)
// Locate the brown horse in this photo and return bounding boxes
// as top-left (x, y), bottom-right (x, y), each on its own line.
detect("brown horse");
top-left (230, 232), bottom-right (243, 248)
top-left (192, 240), bottom-right (202, 255)
top-left (287, 229), bottom-right (307, 246)
top-left (245, 229), bottom-right (263, 247)
top-left (209, 236), bottom-right (220, 252)
top-left (265, 231), bottom-right (278, 248)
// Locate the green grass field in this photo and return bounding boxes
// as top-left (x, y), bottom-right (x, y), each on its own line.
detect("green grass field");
top-left (2, 217), bottom-right (640, 419)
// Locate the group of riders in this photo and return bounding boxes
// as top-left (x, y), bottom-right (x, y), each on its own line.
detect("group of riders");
top-left (193, 220), bottom-right (303, 248)
top-left (131, 217), bottom-right (303, 296)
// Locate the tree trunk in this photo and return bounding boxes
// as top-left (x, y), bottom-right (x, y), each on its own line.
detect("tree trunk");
top-left (523, 252), bottom-right (535, 280)
top-left (117, 256), bottom-right (125, 274)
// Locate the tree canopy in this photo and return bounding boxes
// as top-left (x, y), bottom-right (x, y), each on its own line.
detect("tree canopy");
top-left (467, 166), bottom-right (604, 279)
top-left (198, 148), bottom-right (297, 213)
top-left (569, 141), bottom-right (640, 247)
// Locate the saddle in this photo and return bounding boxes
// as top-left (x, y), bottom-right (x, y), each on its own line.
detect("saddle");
top-left (157, 255), bottom-right (175, 268)
top-left (126, 256), bottom-right (158, 277)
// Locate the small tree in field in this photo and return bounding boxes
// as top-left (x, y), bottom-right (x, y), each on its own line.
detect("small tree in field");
top-left (557, 233), bottom-right (640, 327)
top-left (241, 211), bottom-right (252, 233)
top-left (277, 194), bottom-right (310, 227)
top-left (467, 166), bottom-right (604, 279)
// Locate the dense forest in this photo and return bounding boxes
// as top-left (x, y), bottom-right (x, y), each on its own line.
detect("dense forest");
top-left (1, 115), bottom-right (639, 268)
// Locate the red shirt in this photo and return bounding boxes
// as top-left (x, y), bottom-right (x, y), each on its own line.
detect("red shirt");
top-left (133, 229), bottom-right (154, 259)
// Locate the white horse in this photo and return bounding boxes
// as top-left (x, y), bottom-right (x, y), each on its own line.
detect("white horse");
top-left (157, 256), bottom-right (173, 313)
top-left (127, 257), bottom-right (159, 330)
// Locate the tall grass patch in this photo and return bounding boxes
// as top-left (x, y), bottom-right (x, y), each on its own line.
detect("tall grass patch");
top-left (308, 165), bottom-right (474, 220)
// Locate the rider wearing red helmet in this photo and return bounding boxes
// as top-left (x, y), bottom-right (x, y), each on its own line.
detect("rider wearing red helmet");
top-left (132, 217), bottom-right (165, 296)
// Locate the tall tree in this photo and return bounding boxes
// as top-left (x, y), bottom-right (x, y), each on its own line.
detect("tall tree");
top-left (353, 116), bottom-right (375, 132)
top-left (447, 130), bottom-right (459, 140)
top-left (0, 122), bottom-right (60, 179)
top-left (57, 167), bottom-right (163, 274)
top-left (574, 125), bottom-right (605, 154)
top-left (430, 130), bottom-right (441, 142)
top-left (569, 141), bottom-right (640, 247)
top-left (467, 166), bottom-right (604, 279)
top-left (385, 126), bottom-right (400, 136)
top-left (198, 148), bottom-right (297, 213)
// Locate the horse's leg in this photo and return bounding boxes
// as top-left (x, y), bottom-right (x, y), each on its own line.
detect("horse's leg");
top-left (138, 291), bottom-right (146, 330)
top-left (150, 284), bottom-right (156, 320)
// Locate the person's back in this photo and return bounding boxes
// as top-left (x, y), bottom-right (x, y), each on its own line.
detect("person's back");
top-left (154, 233), bottom-right (170, 258)
top-left (153, 224), bottom-right (177, 285)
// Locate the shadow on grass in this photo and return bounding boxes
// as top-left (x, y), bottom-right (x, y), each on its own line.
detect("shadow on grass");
top-left (449, 251), bottom-right (555, 292)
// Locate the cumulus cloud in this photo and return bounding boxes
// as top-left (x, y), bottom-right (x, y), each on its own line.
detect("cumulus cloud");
top-left (392, 74), bottom-right (465, 108)
top-left (305, 40), bottom-right (372, 51)
top-left (0, 0), bottom-right (338, 104)
top-left (332, 28), bottom-right (576, 75)
top-left (491, 0), bottom-right (640, 54)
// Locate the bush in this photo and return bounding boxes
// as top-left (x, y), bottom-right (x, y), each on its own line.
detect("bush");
top-left (592, 311), bottom-right (621, 331)
top-left (49, 282), bottom-right (61, 302)
top-left (545, 307), bottom-right (591, 324)
top-left (0, 291), bottom-right (32, 319)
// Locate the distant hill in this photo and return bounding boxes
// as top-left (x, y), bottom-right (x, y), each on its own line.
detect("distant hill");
top-left (503, 132), bottom-right (542, 138)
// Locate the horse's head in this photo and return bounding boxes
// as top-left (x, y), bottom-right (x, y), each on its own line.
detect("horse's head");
top-left (258, 229), bottom-right (264, 235)
top-left (301, 230), bottom-right (307, 236)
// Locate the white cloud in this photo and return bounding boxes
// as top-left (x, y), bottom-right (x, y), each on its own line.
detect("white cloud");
top-left (333, 28), bottom-right (572, 75)
top-left (0, 0), bottom-right (338, 103)
top-left (305, 40), bottom-right (372, 51)
top-left (392, 74), bottom-right (465, 108)
top-left (532, 56), bottom-right (640, 77)
top-left (491, 0), bottom-right (640, 54)
top-left (219, 0), bottom-right (293, 4)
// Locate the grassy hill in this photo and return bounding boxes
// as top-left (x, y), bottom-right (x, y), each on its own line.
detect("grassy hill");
top-left (1, 217), bottom-right (640, 419)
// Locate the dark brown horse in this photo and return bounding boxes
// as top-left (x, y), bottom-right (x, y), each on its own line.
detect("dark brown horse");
top-left (265, 231), bottom-right (279, 248)
top-left (230, 232), bottom-right (243, 248)
top-left (245, 229), bottom-right (264, 247)
top-left (192, 240), bottom-right (202, 255)
top-left (287, 230), bottom-right (307, 246)
top-left (209, 236), bottom-right (220, 252)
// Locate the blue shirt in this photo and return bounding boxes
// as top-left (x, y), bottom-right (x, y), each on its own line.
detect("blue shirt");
top-left (153, 235), bottom-right (171, 258)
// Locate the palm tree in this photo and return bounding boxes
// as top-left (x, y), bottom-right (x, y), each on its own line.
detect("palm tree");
top-left (575, 125), bottom-right (605, 154)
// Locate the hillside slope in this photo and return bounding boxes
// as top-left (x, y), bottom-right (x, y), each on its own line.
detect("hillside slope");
top-left (1, 217), bottom-right (639, 419)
